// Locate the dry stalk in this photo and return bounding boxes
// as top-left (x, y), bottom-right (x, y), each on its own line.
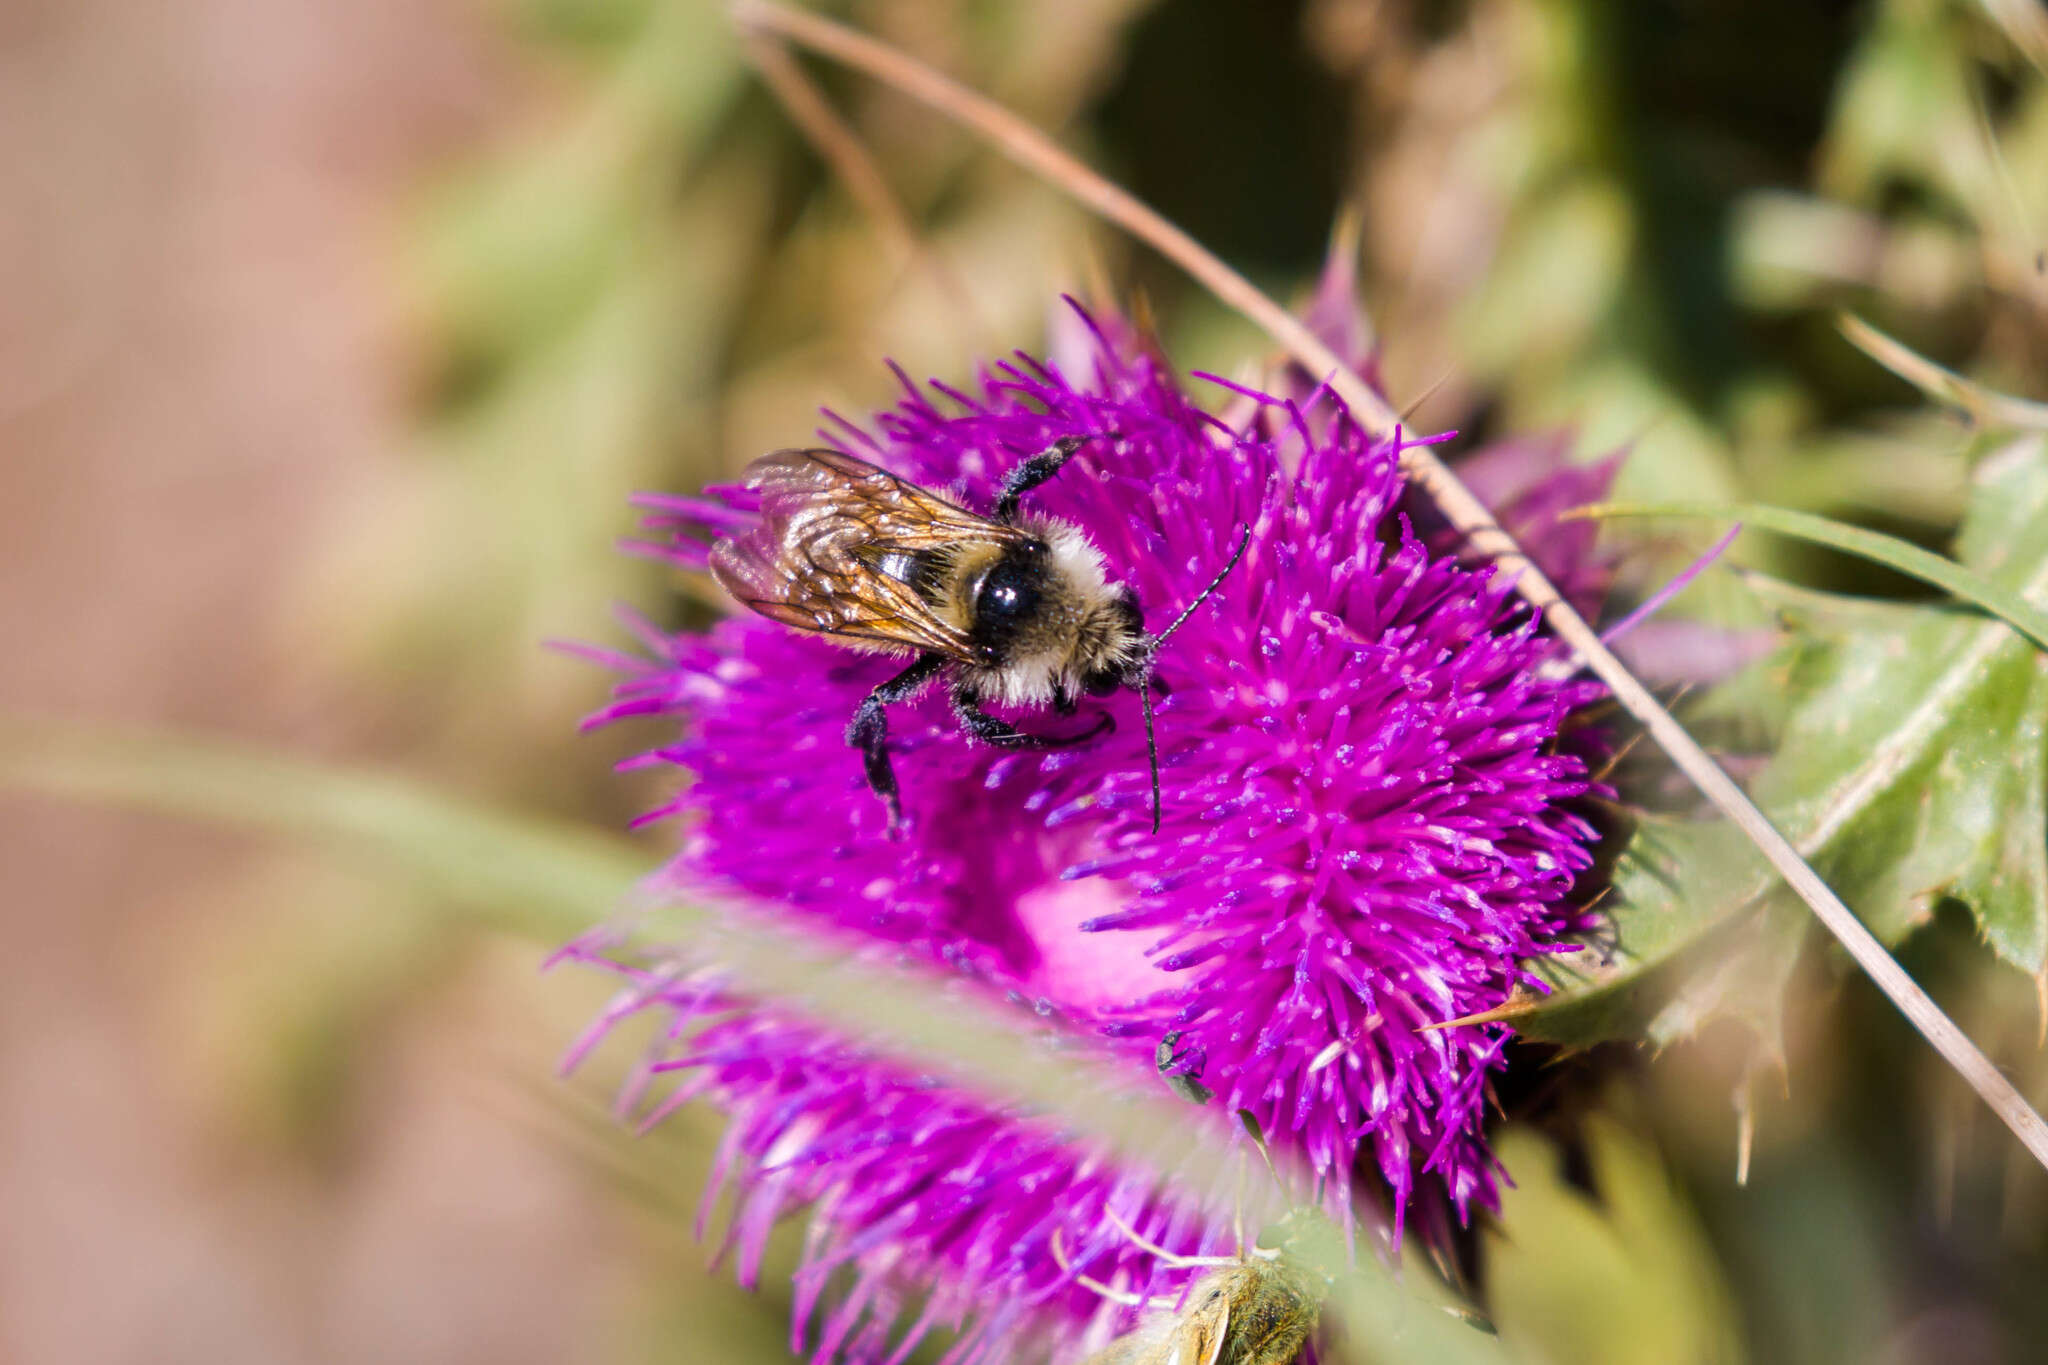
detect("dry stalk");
top-left (739, 29), bottom-right (987, 346)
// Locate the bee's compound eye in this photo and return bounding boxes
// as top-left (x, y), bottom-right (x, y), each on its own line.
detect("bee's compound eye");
top-left (1107, 588), bottom-right (1144, 637)
top-left (975, 559), bottom-right (1040, 627)
top-left (1081, 670), bottom-right (1123, 697)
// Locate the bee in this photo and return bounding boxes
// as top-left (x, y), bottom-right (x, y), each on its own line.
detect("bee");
top-left (707, 436), bottom-right (1248, 832)
top-left (1054, 1211), bottom-right (1324, 1365)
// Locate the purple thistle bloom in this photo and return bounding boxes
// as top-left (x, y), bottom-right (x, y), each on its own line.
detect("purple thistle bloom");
top-left (568, 305), bottom-right (1605, 1362)
top-left (554, 962), bottom-right (1240, 1365)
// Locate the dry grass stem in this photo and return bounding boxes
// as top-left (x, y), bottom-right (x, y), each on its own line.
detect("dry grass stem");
top-left (1981, 0), bottom-right (2048, 76)
top-left (1840, 312), bottom-right (2048, 430)
top-left (739, 30), bottom-right (987, 345)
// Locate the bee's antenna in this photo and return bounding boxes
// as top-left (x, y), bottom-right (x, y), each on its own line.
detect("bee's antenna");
top-left (1141, 527), bottom-right (1251, 836)
top-left (1142, 677), bottom-right (1161, 835)
top-left (1155, 527), bottom-right (1252, 646)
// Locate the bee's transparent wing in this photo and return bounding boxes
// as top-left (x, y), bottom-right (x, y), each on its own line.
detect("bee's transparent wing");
top-left (1075, 1325), bottom-right (1171, 1365)
top-left (710, 448), bottom-right (1026, 658)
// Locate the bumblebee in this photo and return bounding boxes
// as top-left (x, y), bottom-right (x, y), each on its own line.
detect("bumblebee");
top-left (707, 436), bottom-right (1246, 832)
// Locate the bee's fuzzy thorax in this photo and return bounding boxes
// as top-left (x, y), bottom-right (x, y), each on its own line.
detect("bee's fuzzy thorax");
top-left (956, 515), bottom-right (1148, 708)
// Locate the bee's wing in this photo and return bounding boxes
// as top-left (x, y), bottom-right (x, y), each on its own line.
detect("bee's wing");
top-left (709, 448), bottom-right (1028, 659)
top-left (1074, 1325), bottom-right (1172, 1365)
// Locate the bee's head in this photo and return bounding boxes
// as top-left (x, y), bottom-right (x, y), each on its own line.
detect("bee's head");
top-left (1080, 586), bottom-right (1148, 696)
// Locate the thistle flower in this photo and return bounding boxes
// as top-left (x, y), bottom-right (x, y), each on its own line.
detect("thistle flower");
top-left (567, 302), bottom-right (1605, 1362)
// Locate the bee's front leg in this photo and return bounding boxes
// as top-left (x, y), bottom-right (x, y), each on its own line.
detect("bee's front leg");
top-left (846, 653), bottom-right (948, 833)
top-left (992, 435), bottom-right (1090, 522)
top-left (1050, 680), bottom-right (1078, 716)
top-left (950, 680), bottom-right (1112, 749)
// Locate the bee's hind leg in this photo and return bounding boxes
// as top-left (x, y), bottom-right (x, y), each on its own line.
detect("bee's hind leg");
top-left (847, 653), bottom-right (948, 832)
top-left (950, 679), bottom-right (1113, 750)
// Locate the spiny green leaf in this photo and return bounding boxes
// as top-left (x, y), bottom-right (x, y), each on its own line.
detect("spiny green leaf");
top-left (1521, 437), bottom-right (2048, 1048)
top-left (1516, 821), bottom-right (1806, 1052)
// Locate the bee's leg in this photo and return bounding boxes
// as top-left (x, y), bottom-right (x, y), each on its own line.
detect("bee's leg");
top-left (992, 435), bottom-right (1088, 522)
top-left (847, 653), bottom-right (948, 831)
top-left (950, 679), bottom-right (1113, 749)
top-left (1050, 680), bottom-right (1078, 717)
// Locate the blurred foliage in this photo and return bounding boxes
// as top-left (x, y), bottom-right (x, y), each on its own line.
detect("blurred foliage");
top-left (21, 0), bottom-right (2048, 1361)
top-left (1486, 1117), bottom-right (1744, 1365)
top-left (0, 721), bottom-right (1518, 1365)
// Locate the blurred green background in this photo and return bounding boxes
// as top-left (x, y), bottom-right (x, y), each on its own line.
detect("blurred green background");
top-left (2, 0), bottom-right (2046, 1361)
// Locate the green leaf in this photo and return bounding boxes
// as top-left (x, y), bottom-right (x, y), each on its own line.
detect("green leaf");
top-left (1515, 820), bottom-right (1806, 1052)
top-left (1573, 500), bottom-right (2048, 653)
top-left (0, 715), bottom-right (651, 939)
top-left (1521, 437), bottom-right (2048, 1047)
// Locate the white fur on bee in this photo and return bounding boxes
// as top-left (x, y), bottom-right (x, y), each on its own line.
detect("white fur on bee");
top-left (957, 516), bottom-right (1149, 708)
